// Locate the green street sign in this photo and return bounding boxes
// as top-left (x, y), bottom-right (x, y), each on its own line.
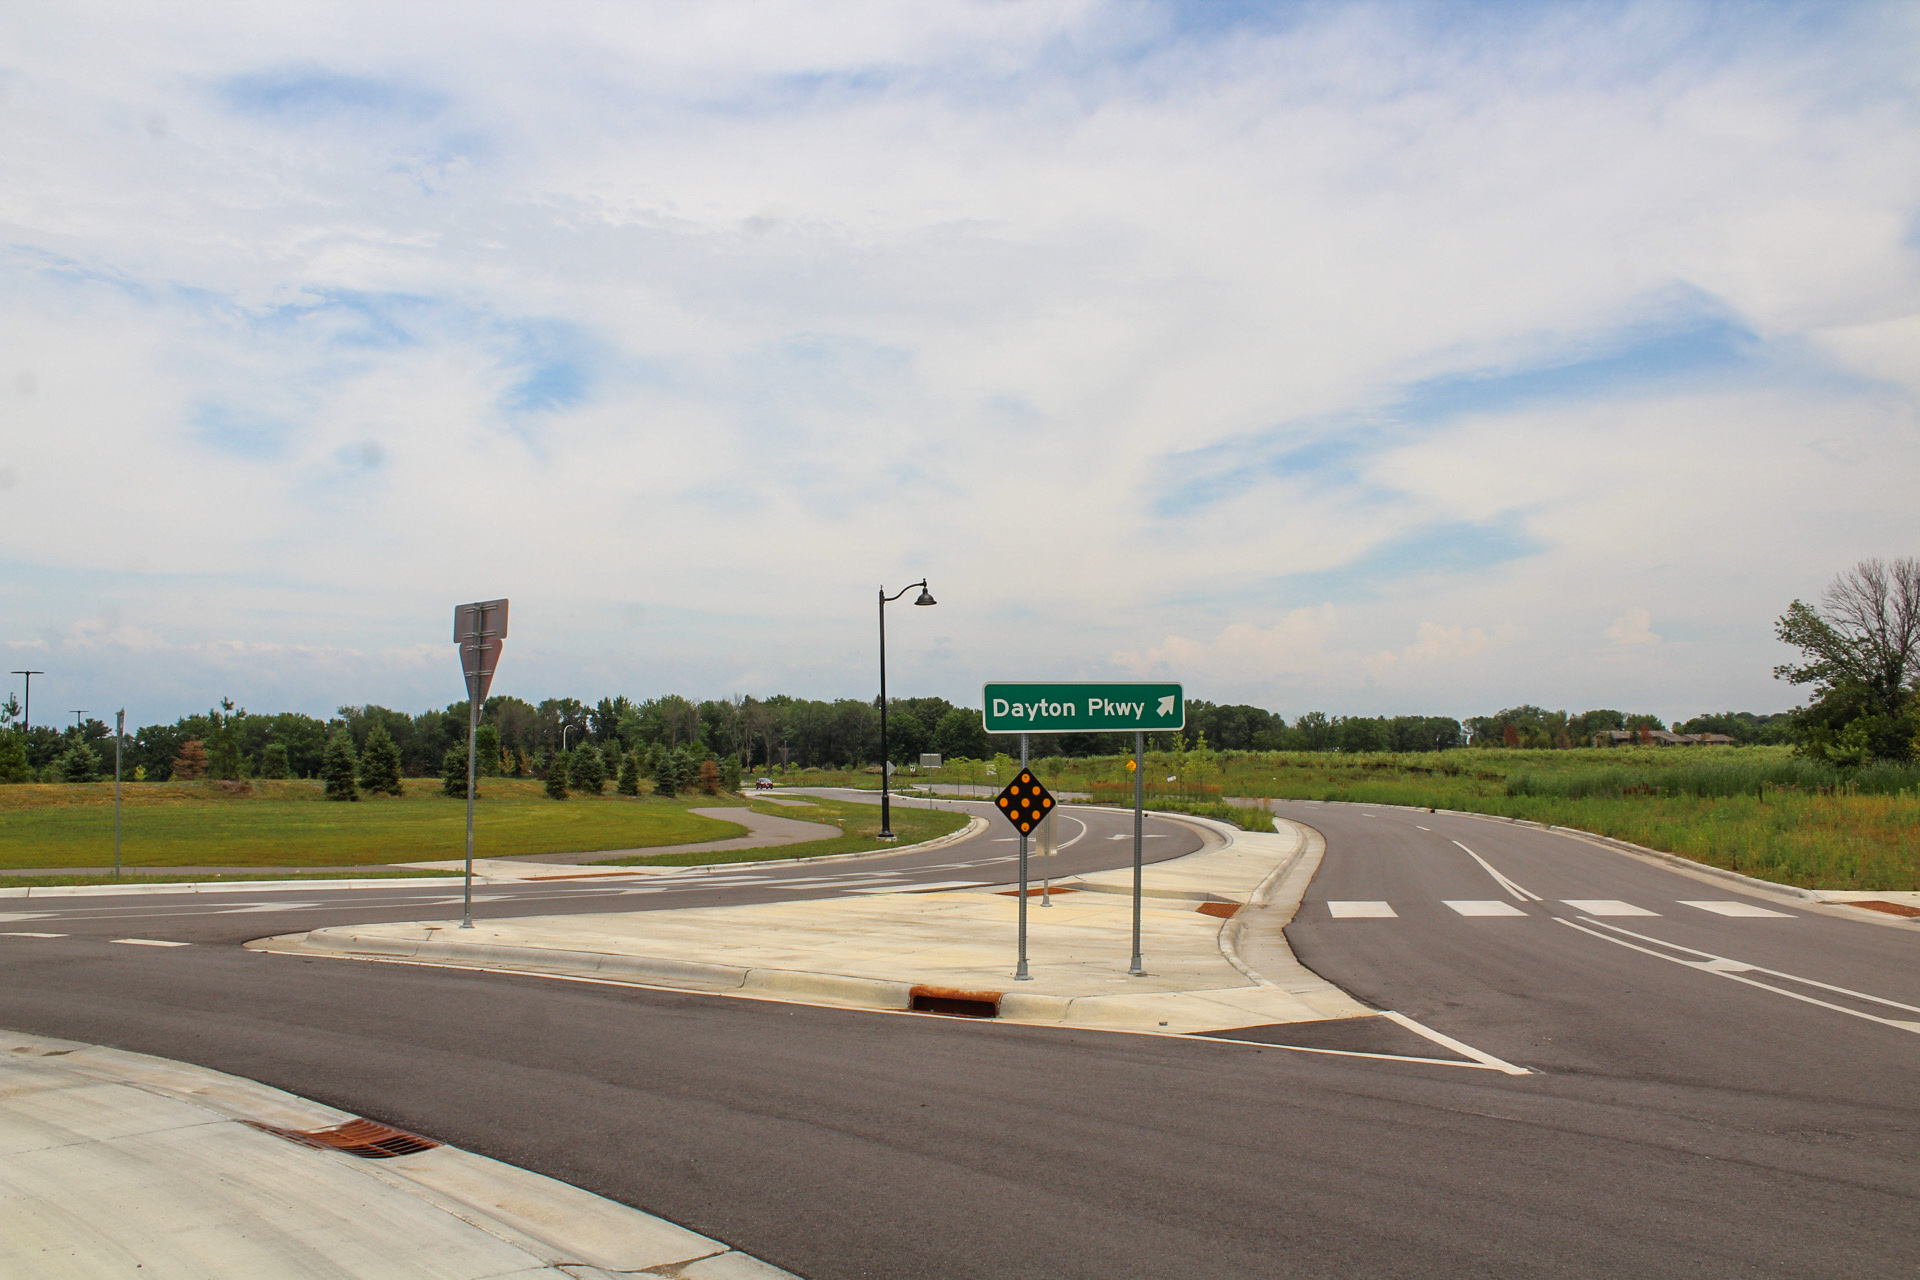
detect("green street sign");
top-left (982, 682), bottom-right (1185, 734)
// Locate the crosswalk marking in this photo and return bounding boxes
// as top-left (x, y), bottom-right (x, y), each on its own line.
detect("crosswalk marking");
top-left (1680, 900), bottom-right (1796, 918)
top-left (0, 931), bottom-right (65, 938)
top-left (111, 939), bottom-right (190, 947)
top-left (1562, 899), bottom-right (1659, 916)
top-left (1327, 901), bottom-right (1398, 918)
top-left (1444, 900), bottom-right (1529, 917)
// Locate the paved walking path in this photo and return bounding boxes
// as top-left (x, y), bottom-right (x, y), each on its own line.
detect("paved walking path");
top-left (0, 1030), bottom-right (796, 1278)
top-left (408, 805), bottom-right (843, 868)
top-left (259, 818), bottom-right (1376, 1036)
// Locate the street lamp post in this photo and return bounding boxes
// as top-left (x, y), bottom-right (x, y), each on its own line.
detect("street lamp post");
top-left (561, 722), bottom-right (583, 753)
top-left (877, 579), bottom-right (936, 840)
top-left (11, 671), bottom-right (43, 731)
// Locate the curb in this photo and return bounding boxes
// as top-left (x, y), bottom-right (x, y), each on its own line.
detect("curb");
top-left (0, 1028), bottom-right (799, 1277)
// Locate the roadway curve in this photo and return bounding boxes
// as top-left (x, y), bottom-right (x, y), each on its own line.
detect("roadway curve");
top-left (1, 798), bottom-right (1914, 1278)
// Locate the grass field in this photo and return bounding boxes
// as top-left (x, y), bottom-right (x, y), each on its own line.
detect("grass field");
top-left (1020, 745), bottom-right (1920, 892)
top-left (0, 778), bottom-right (751, 868)
top-left (594, 794), bottom-right (971, 866)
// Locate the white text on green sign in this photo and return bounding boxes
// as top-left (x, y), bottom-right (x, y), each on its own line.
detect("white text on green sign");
top-left (981, 683), bottom-right (1185, 734)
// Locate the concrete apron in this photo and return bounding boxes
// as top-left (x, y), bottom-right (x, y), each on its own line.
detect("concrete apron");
top-left (0, 1030), bottom-right (795, 1279)
top-left (253, 817), bottom-right (1374, 1036)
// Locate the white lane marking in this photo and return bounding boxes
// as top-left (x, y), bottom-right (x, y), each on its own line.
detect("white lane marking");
top-left (843, 881), bottom-right (985, 894)
top-left (1415, 825), bottom-right (1432, 831)
top-left (1327, 901), bottom-right (1398, 918)
top-left (1106, 834), bottom-right (1169, 840)
top-left (1360, 813), bottom-right (1375, 818)
top-left (111, 939), bottom-right (190, 947)
top-left (0, 932), bottom-right (65, 938)
top-left (1450, 841), bottom-right (1541, 901)
top-left (1561, 899), bottom-right (1659, 916)
top-left (1558, 918), bottom-right (1920, 1035)
top-left (0, 913), bottom-right (53, 922)
top-left (1680, 900), bottom-right (1795, 918)
top-left (218, 902), bottom-right (323, 913)
top-left (1445, 900), bottom-right (1529, 917)
top-left (1378, 1011), bottom-right (1531, 1075)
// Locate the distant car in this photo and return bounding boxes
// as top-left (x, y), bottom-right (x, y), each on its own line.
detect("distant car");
top-left (755, 777), bottom-right (773, 790)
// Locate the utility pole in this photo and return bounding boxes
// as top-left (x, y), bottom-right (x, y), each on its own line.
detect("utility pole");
top-left (114, 710), bottom-right (125, 879)
top-left (11, 671), bottom-right (43, 730)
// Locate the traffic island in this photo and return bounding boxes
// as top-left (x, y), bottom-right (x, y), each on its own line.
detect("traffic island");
top-left (252, 818), bottom-right (1377, 1036)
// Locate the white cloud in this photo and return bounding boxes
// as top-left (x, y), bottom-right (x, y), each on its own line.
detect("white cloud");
top-left (2, 1), bottom-right (1916, 723)
top-left (1605, 608), bottom-right (1661, 648)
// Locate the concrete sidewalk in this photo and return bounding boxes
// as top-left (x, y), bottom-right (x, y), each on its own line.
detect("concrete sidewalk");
top-left (0, 1030), bottom-right (796, 1278)
top-left (257, 818), bottom-right (1375, 1036)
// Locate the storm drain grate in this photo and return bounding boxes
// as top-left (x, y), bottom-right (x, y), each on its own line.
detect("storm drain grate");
top-left (245, 1117), bottom-right (439, 1159)
top-left (1195, 902), bottom-right (1240, 919)
top-left (909, 985), bottom-right (1002, 1018)
top-left (1851, 900), bottom-right (1920, 918)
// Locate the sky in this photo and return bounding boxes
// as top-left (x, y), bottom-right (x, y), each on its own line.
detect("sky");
top-left (3, 0), bottom-right (1918, 728)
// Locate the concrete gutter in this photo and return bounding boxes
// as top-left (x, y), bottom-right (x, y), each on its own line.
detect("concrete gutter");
top-left (0, 1029), bottom-right (797, 1278)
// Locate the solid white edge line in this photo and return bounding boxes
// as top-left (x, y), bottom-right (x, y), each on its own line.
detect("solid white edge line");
top-left (251, 946), bottom-right (1524, 1069)
top-left (1378, 1010), bottom-right (1532, 1075)
top-left (1450, 840), bottom-right (1542, 902)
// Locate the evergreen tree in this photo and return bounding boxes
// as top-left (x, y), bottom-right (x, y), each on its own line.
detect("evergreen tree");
top-left (719, 756), bottom-right (743, 792)
top-left (59, 741), bottom-right (100, 783)
top-left (475, 724), bottom-right (501, 776)
top-left (360, 725), bottom-right (404, 796)
top-left (697, 757), bottom-right (721, 795)
top-left (569, 743), bottom-right (607, 795)
top-left (259, 742), bottom-right (292, 779)
top-left (617, 752), bottom-right (641, 796)
top-left (322, 728), bottom-right (359, 801)
top-left (601, 741), bottom-right (622, 782)
top-left (653, 749), bottom-right (680, 797)
top-left (0, 732), bottom-right (29, 784)
top-left (545, 758), bottom-right (568, 799)
top-left (442, 744), bottom-right (469, 798)
top-left (172, 738), bottom-right (209, 781)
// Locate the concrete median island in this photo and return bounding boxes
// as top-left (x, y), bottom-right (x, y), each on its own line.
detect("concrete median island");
top-left (253, 817), bottom-right (1378, 1037)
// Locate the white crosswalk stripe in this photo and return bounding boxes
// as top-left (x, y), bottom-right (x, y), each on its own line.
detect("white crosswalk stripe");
top-left (1445, 900), bottom-right (1529, 917)
top-left (1562, 900), bottom-right (1659, 916)
top-left (1680, 900), bottom-right (1796, 918)
top-left (1327, 901), bottom-right (1397, 918)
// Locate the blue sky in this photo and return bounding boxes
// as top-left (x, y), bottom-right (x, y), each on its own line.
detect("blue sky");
top-left (2, 0), bottom-right (1917, 726)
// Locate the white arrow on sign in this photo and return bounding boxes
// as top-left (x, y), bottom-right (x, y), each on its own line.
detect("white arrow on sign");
top-left (1157, 695), bottom-right (1177, 717)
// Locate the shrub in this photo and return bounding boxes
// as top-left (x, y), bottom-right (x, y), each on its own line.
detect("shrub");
top-left (360, 725), bottom-right (404, 797)
top-left (617, 752), bottom-right (641, 796)
top-left (654, 750), bottom-right (682, 797)
top-left (545, 764), bottom-right (568, 800)
top-left (322, 728), bottom-right (359, 802)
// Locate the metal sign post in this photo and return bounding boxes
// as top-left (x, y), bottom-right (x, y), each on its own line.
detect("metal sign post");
top-left (1130, 730), bottom-right (1145, 975)
top-left (984, 681), bottom-right (1182, 975)
top-left (454, 599), bottom-right (509, 930)
top-left (991, 737), bottom-right (1057, 981)
top-left (113, 709), bottom-right (125, 881)
top-left (1018, 734), bottom-right (1030, 979)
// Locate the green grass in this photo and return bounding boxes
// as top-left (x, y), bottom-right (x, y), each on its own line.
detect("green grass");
top-left (594, 794), bottom-right (970, 866)
top-left (0, 778), bottom-right (751, 868)
top-left (1028, 745), bottom-right (1920, 892)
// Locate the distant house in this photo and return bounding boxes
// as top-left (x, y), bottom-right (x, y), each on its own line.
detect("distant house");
top-left (1592, 730), bottom-right (1738, 747)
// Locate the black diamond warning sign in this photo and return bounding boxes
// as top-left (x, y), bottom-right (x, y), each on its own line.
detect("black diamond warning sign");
top-left (994, 770), bottom-right (1055, 835)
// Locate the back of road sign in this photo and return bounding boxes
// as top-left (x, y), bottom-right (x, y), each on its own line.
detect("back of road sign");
top-left (454, 599), bottom-right (509, 704)
top-left (983, 682), bottom-right (1183, 734)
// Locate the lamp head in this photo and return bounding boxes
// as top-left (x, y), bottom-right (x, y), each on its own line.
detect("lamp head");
top-left (913, 586), bottom-right (937, 606)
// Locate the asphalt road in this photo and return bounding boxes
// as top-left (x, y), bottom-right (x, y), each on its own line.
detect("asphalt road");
top-left (2, 799), bottom-right (1915, 1278)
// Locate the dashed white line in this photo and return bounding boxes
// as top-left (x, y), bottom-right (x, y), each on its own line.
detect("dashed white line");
top-left (1327, 901), bottom-right (1398, 918)
top-left (0, 932), bottom-right (65, 938)
top-left (111, 939), bottom-right (190, 947)
top-left (1444, 900), bottom-right (1529, 917)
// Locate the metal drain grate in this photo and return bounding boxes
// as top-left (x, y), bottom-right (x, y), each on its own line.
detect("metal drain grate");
top-left (246, 1117), bottom-right (439, 1159)
top-left (909, 985), bottom-right (1002, 1018)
